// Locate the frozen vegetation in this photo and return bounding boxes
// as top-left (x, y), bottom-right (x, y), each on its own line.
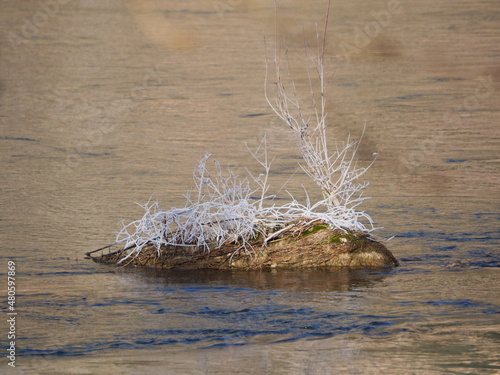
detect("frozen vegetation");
top-left (113, 0), bottom-right (377, 263)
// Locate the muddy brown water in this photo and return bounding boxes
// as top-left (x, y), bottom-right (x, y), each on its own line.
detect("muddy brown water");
top-left (1, 0), bottom-right (499, 374)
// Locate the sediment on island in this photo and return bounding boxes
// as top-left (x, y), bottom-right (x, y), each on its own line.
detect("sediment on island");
top-left (87, 220), bottom-right (398, 270)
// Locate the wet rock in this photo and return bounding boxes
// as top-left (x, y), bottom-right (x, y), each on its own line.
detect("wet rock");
top-left (88, 221), bottom-right (398, 270)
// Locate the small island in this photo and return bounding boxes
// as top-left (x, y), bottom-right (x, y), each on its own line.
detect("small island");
top-left (89, 220), bottom-right (398, 269)
top-left (87, 1), bottom-right (398, 270)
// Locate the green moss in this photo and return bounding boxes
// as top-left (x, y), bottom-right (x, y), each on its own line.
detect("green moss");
top-left (301, 225), bottom-right (361, 245)
top-left (302, 224), bottom-right (329, 236)
top-left (327, 232), bottom-right (359, 244)
top-left (328, 235), bottom-right (342, 243)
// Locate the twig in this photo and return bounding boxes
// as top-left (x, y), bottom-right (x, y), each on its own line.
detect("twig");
top-left (263, 222), bottom-right (296, 246)
top-left (85, 243), bottom-right (136, 257)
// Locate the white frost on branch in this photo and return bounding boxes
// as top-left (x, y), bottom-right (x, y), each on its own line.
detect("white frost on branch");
top-left (114, 0), bottom-right (377, 262)
top-left (265, 0), bottom-right (375, 210)
top-left (115, 153), bottom-right (376, 262)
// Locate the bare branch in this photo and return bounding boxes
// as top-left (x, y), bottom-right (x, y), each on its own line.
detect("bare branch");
top-left (114, 0), bottom-right (379, 262)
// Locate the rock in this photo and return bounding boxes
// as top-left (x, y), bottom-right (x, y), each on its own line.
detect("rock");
top-left (88, 220), bottom-right (398, 270)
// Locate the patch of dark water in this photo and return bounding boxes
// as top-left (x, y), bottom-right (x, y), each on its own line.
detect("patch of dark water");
top-left (0, 136), bottom-right (39, 142)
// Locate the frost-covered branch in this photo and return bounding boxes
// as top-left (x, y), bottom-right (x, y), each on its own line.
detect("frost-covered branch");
top-left (114, 153), bottom-right (377, 261)
top-left (265, 0), bottom-right (374, 210)
top-left (113, 0), bottom-right (379, 262)
top-left (245, 135), bottom-right (274, 210)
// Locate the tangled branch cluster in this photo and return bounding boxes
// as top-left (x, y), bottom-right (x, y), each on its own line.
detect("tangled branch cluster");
top-left (115, 151), bottom-right (375, 263)
top-left (115, 0), bottom-right (377, 262)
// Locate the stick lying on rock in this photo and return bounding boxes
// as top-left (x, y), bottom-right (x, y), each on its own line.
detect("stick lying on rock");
top-left (87, 0), bottom-right (398, 270)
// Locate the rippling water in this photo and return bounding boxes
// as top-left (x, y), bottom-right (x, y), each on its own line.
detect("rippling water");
top-left (1, 0), bottom-right (499, 374)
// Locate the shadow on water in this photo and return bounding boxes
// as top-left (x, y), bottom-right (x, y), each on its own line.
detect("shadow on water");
top-left (128, 267), bottom-right (395, 293)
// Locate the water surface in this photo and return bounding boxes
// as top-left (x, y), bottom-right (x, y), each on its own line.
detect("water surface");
top-left (1, 0), bottom-right (499, 374)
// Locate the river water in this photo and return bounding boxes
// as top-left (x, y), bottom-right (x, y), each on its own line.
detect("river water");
top-left (1, 0), bottom-right (499, 374)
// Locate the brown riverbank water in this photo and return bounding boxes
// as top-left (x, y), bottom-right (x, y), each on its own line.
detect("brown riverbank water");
top-left (1, 0), bottom-right (499, 374)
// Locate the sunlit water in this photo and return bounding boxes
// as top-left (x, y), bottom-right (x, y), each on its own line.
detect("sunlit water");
top-left (1, 0), bottom-right (499, 374)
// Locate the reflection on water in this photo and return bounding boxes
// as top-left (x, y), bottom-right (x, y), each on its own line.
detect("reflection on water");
top-left (141, 267), bottom-right (391, 292)
top-left (21, 268), bottom-right (398, 356)
top-left (1, 0), bottom-right (499, 374)
top-left (12, 263), bottom-right (500, 374)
